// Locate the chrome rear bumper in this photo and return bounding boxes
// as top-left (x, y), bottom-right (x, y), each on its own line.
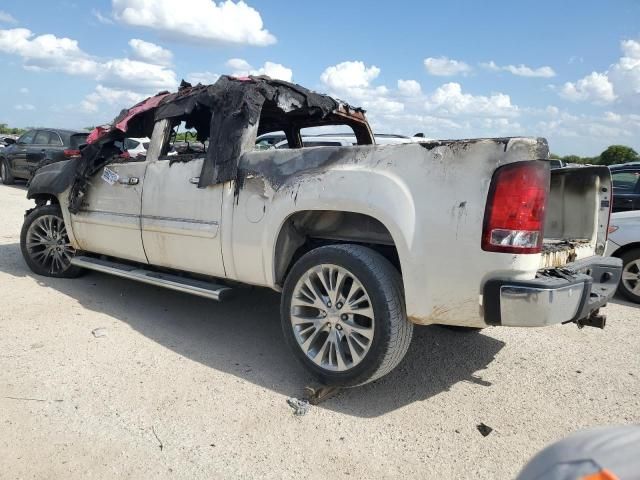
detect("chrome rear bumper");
top-left (484, 256), bottom-right (622, 327)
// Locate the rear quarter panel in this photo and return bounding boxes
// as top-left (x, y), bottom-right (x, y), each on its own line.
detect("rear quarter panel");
top-left (230, 137), bottom-right (549, 327)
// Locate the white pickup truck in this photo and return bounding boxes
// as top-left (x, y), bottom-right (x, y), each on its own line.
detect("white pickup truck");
top-left (21, 76), bottom-right (622, 386)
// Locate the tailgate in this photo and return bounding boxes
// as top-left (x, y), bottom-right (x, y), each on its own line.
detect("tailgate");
top-left (541, 166), bottom-right (612, 268)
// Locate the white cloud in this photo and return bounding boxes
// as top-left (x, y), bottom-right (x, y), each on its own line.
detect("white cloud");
top-left (19, 87), bottom-right (29, 94)
top-left (559, 38), bottom-right (640, 107)
top-left (320, 61), bottom-right (380, 89)
top-left (80, 85), bottom-right (146, 113)
top-left (97, 58), bottom-right (177, 91)
top-left (92, 9), bottom-right (114, 24)
top-left (14, 104), bottom-right (35, 111)
top-left (129, 38), bottom-right (172, 66)
top-left (226, 57), bottom-right (252, 72)
top-left (111, 0), bottom-right (276, 46)
top-left (481, 60), bottom-right (556, 78)
top-left (0, 28), bottom-right (98, 75)
top-left (560, 72), bottom-right (616, 104)
top-left (253, 61), bottom-right (292, 82)
top-left (225, 58), bottom-right (293, 82)
top-left (423, 57), bottom-right (471, 76)
top-left (0, 27), bottom-right (177, 92)
top-left (424, 82), bottom-right (518, 117)
top-left (186, 71), bottom-right (220, 85)
top-left (397, 79), bottom-right (422, 96)
top-left (0, 10), bottom-right (17, 24)
top-left (608, 39), bottom-right (640, 107)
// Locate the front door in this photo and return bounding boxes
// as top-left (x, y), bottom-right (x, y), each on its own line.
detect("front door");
top-left (141, 120), bottom-right (225, 277)
top-left (70, 160), bottom-right (149, 263)
top-left (612, 169), bottom-right (640, 212)
top-left (9, 130), bottom-right (35, 178)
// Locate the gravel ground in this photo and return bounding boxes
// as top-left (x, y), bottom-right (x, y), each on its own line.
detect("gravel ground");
top-left (0, 183), bottom-right (638, 479)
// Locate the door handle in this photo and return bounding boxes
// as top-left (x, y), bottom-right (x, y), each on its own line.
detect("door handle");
top-left (189, 177), bottom-right (200, 184)
top-left (118, 177), bottom-right (139, 185)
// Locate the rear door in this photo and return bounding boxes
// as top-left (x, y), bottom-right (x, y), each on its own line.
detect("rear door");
top-left (140, 119), bottom-right (225, 277)
top-left (612, 168), bottom-right (640, 212)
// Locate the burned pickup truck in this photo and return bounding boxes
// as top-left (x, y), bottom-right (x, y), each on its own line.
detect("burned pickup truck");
top-left (21, 76), bottom-right (622, 386)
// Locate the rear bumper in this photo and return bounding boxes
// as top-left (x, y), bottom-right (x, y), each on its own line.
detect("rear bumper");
top-left (483, 256), bottom-right (622, 327)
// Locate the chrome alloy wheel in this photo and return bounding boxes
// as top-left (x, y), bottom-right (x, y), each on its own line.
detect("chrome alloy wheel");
top-left (25, 214), bottom-right (75, 275)
top-left (290, 264), bottom-right (375, 372)
top-left (622, 259), bottom-right (640, 296)
top-left (0, 162), bottom-right (6, 181)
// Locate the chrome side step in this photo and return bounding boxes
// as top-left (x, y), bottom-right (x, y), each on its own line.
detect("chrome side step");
top-left (70, 255), bottom-right (232, 301)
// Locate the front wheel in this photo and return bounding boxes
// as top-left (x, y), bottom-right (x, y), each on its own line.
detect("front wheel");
top-left (20, 204), bottom-right (83, 278)
top-left (281, 244), bottom-right (413, 386)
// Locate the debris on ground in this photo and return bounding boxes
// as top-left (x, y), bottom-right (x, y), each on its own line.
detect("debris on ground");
top-left (304, 384), bottom-right (341, 405)
top-left (91, 328), bottom-right (107, 338)
top-left (477, 423), bottom-right (494, 437)
top-left (152, 426), bottom-right (164, 451)
top-left (287, 397), bottom-right (311, 416)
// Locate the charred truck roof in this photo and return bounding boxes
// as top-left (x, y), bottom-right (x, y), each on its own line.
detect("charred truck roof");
top-left (33, 75), bottom-right (373, 213)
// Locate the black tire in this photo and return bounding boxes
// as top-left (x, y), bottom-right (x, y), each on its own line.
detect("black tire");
top-left (1, 158), bottom-right (14, 185)
top-left (618, 248), bottom-right (640, 303)
top-left (20, 204), bottom-right (83, 278)
top-left (281, 244), bottom-right (413, 387)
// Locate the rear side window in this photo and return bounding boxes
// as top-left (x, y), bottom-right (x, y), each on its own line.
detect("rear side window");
top-left (612, 171), bottom-right (640, 191)
top-left (33, 131), bottom-right (50, 145)
top-left (70, 134), bottom-right (88, 149)
top-left (47, 132), bottom-right (63, 146)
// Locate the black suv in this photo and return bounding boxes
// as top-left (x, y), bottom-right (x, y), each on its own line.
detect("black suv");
top-left (610, 162), bottom-right (640, 212)
top-left (0, 128), bottom-right (88, 184)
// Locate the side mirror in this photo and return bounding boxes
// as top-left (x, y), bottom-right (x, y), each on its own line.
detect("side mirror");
top-left (4, 138), bottom-right (16, 145)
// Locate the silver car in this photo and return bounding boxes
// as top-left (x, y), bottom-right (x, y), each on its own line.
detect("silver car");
top-left (606, 210), bottom-right (640, 302)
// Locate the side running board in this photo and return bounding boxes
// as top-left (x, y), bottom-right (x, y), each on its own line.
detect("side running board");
top-left (70, 255), bottom-right (232, 301)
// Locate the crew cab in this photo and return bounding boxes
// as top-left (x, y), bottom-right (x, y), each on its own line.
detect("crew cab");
top-left (20, 76), bottom-right (622, 386)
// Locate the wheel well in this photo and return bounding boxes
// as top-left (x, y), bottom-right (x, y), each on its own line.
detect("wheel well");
top-left (31, 194), bottom-right (59, 207)
top-left (610, 242), bottom-right (640, 259)
top-left (273, 210), bottom-right (400, 286)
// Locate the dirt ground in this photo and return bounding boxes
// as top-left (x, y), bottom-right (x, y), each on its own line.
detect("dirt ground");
top-left (1, 182), bottom-right (638, 479)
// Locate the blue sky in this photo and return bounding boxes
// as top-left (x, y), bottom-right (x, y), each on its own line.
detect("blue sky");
top-left (1, 0), bottom-right (639, 155)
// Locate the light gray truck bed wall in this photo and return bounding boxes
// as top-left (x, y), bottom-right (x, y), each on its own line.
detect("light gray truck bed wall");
top-left (228, 137), bottom-right (549, 327)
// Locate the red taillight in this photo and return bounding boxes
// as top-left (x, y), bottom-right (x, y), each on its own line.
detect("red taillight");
top-left (482, 161), bottom-right (550, 254)
top-left (119, 151), bottom-right (131, 159)
top-left (63, 149), bottom-right (81, 159)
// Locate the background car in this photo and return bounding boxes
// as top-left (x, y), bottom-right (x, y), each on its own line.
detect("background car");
top-left (0, 128), bottom-right (88, 184)
top-left (610, 162), bottom-right (640, 212)
top-left (606, 210), bottom-right (640, 302)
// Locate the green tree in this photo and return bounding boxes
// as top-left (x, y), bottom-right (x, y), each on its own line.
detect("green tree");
top-left (598, 145), bottom-right (639, 166)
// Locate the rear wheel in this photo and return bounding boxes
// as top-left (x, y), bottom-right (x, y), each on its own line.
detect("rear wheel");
top-left (618, 248), bottom-right (640, 303)
top-left (1, 158), bottom-right (14, 185)
top-left (281, 244), bottom-right (413, 386)
top-left (20, 205), bottom-right (83, 278)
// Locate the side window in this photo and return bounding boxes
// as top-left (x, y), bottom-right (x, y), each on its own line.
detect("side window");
top-left (18, 131), bottom-right (36, 145)
top-left (612, 171), bottom-right (640, 192)
top-left (124, 139), bottom-right (140, 151)
top-left (47, 132), bottom-right (63, 146)
top-left (159, 120), bottom-right (207, 161)
top-left (33, 131), bottom-right (50, 145)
